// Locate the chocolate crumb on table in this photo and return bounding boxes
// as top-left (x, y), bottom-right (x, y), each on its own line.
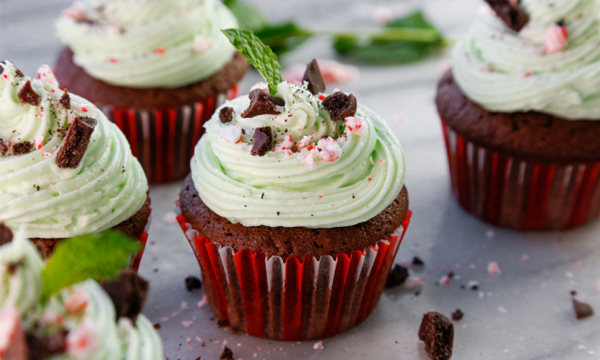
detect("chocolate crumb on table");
top-left (185, 276), bottom-right (202, 292)
top-left (419, 312), bottom-right (454, 360)
top-left (220, 346), bottom-right (234, 360)
top-left (451, 309), bottom-right (464, 322)
top-left (56, 116), bottom-right (97, 168)
top-left (572, 297), bottom-right (595, 320)
top-left (385, 264), bottom-right (409, 289)
top-left (412, 256), bottom-right (425, 266)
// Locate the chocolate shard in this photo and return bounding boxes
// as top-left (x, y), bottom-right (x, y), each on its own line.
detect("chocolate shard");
top-left (17, 81), bottom-right (41, 106)
top-left (573, 297), bottom-right (595, 320)
top-left (220, 347), bottom-right (234, 360)
top-left (418, 312), bottom-right (454, 360)
top-left (0, 139), bottom-right (7, 155)
top-left (101, 269), bottom-right (149, 323)
top-left (12, 141), bottom-right (33, 155)
top-left (219, 106), bottom-right (234, 123)
top-left (185, 276), bottom-right (202, 292)
top-left (322, 92), bottom-right (357, 121)
top-left (0, 223), bottom-right (14, 246)
top-left (241, 89), bottom-right (285, 118)
top-left (385, 264), bottom-right (409, 289)
top-left (59, 89), bottom-right (71, 110)
top-left (56, 116), bottom-right (97, 169)
top-left (251, 126), bottom-right (273, 156)
top-left (15, 68), bottom-right (24, 78)
top-left (303, 58), bottom-right (326, 95)
top-left (451, 309), bottom-right (464, 322)
top-left (485, 0), bottom-right (529, 32)
top-left (26, 331), bottom-right (68, 360)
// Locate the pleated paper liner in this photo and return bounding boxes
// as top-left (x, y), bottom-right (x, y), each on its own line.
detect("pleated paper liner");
top-left (441, 119), bottom-right (600, 230)
top-left (176, 208), bottom-right (412, 341)
top-left (102, 85), bottom-right (239, 184)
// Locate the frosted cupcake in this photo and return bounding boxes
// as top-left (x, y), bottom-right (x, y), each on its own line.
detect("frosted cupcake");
top-left (0, 61), bottom-right (150, 266)
top-left (437, 0), bottom-right (600, 230)
top-left (0, 226), bottom-right (163, 359)
top-left (54, 0), bottom-right (249, 183)
top-left (177, 30), bottom-right (411, 340)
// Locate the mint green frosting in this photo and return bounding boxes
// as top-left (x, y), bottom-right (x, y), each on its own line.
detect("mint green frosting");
top-left (190, 81), bottom-right (406, 228)
top-left (55, 0), bottom-right (238, 88)
top-left (452, 0), bottom-right (600, 119)
top-left (0, 61), bottom-right (148, 239)
top-left (0, 234), bottom-right (164, 359)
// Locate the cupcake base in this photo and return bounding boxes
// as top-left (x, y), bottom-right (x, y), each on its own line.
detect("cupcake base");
top-left (176, 208), bottom-right (412, 341)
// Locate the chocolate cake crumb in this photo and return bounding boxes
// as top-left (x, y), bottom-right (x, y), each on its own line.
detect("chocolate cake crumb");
top-left (26, 331), bottom-right (68, 359)
top-left (451, 309), bottom-right (464, 322)
top-left (219, 107), bottom-right (233, 123)
top-left (185, 276), bottom-right (202, 292)
top-left (56, 116), bottom-right (97, 168)
top-left (242, 89), bottom-right (284, 118)
top-left (572, 297), bottom-right (595, 320)
top-left (101, 270), bottom-right (149, 323)
top-left (418, 312), bottom-right (454, 360)
top-left (15, 68), bottom-right (24, 78)
top-left (322, 92), bottom-right (357, 121)
top-left (484, 0), bottom-right (529, 32)
top-left (12, 141), bottom-right (33, 155)
top-left (18, 81), bottom-right (41, 106)
top-left (59, 89), bottom-right (71, 109)
top-left (251, 126), bottom-right (273, 156)
top-left (385, 264), bottom-right (409, 289)
top-left (412, 256), bottom-right (425, 266)
top-left (0, 139), bottom-right (7, 155)
top-left (303, 58), bottom-right (326, 95)
top-left (154, 323), bottom-right (161, 330)
top-left (220, 347), bottom-right (234, 360)
top-left (0, 223), bottom-right (14, 246)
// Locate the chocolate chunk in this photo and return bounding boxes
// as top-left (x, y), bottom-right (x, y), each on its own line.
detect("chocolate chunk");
top-left (101, 270), bottom-right (149, 323)
top-left (219, 106), bottom-right (233, 123)
top-left (26, 331), bottom-right (68, 360)
top-left (573, 298), bottom-right (595, 320)
top-left (185, 276), bottom-right (202, 292)
top-left (12, 142), bottom-right (32, 155)
top-left (451, 309), bottom-right (464, 322)
top-left (17, 81), bottom-right (41, 106)
top-left (0, 64), bottom-right (3, 75)
top-left (56, 116), bottom-right (97, 169)
top-left (15, 68), bottom-right (24, 78)
top-left (251, 126), bottom-right (273, 156)
top-left (412, 256), bottom-right (425, 266)
top-left (220, 347), bottom-right (234, 360)
top-left (0, 223), bottom-right (14, 246)
top-left (0, 139), bottom-right (6, 155)
top-left (59, 89), bottom-right (71, 110)
top-left (385, 264), bottom-right (409, 289)
top-left (322, 92), bottom-right (357, 121)
top-left (418, 312), bottom-right (454, 360)
top-left (485, 0), bottom-right (529, 32)
top-left (303, 58), bottom-right (326, 95)
top-left (241, 89), bottom-right (284, 118)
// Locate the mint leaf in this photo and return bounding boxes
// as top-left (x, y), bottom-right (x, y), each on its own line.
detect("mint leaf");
top-left (41, 230), bottom-right (141, 302)
top-left (222, 28), bottom-right (283, 95)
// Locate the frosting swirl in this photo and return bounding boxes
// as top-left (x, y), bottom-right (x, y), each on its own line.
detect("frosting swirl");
top-left (0, 61), bottom-right (148, 239)
top-left (452, 0), bottom-right (600, 119)
top-left (191, 81), bottom-right (405, 228)
top-left (55, 0), bottom-right (238, 88)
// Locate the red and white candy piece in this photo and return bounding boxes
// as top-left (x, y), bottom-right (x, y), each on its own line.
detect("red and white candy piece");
top-left (545, 23), bottom-right (569, 54)
top-left (67, 321), bottom-right (99, 359)
top-left (316, 137), bottom-right (342, 162)
top-left (219, 124), bottom-right (242, 144)
top-left (61, 1), bottom-right (86, 21)
top-left (301, 153), bottom-right (315, 167)
top-left (36, 65), bottom-right (59, 87)
top-left (275, 135), bottom-right (294, 152)
top-left (65, 289), bottom-right (89, 315)
top-left (33, 136), bottom-right (45, 151)
top-left (296, 135), bottom-right (312, 148)
top-left (344, 116), bottom-right (368, 136)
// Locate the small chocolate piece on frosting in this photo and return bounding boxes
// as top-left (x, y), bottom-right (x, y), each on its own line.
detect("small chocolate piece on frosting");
top-left (12, 142), bottom-right (33, 155)
top-left (220, 347), bottom-right (234, 360)
top-left (418, 312), bottom-right (454, 360)
top-left (573, 297), bottom-right (595, 320)
top-left (0, 223), bottom-right (14, 246)
top-left (59, 89), bottom-right (71, 110)
top-left (251, 126), bottom-right (273, 156)
top-left (0, 139), bottom-right (7, 155)
top-left (14, 68), bottom-right (24, 78)
top-left (101, 269), bottom-right (149, 323)
top-left (56, 116), bottom-right (97, 169)
top-left (323, 92), bottom-right (357, 121)
top-left (303, 58), bottom-right (326, 95)
top-left (385, 264), bottom-right (409, 288)
top-left (17, 81), bottom-right (41, 106)
top-left (219, 106), bottom-right (234, 123)
top-left (26, 331), bottom-right (68, 360)
top-left (241, 89), bottom-right (284, 118)
top-left (485, 0), bottom-right (529, 32)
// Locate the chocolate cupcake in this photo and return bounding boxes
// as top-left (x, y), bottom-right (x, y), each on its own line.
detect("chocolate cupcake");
top-left (54, 0), bottom-right (250, 183)
top-left (437, 0), bottom-right (600, 230)
top-left (0, 61), bottom-right (150, 267)
top-left (177, 31), bottom-right (411, 341)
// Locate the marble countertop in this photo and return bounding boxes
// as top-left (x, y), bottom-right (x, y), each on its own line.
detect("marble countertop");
top-left (2, 0), bottom-right (599, 359)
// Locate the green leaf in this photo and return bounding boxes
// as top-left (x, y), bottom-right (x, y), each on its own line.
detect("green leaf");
top-left (222, 28), bottom-right (283, 94)
top-left (41, 230), bottom-right (141, 302)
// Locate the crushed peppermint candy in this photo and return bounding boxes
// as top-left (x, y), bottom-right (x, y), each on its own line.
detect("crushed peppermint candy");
top-left (220, 124), bottom-right (242, 144)
top-left (316, 137), bottom-right (342, 162)
top-left (33, 136), bottom-right (45, 150)
top-left (313, 341), bottom-right (324, 350)
top-left (545, 23), bottom-right (568, 53)
top-left (36, 65), bottom-right (58, 86)
top-left (182, 320), bottom-right (194, 328)
top-left (345, 117), bottom-right (368, 136)
top-left (275, 135), bottom-right (294, 152)
top-left (67, 321), bottom-right (99, 359)
top-left (296, 135), bottom-right (312, 148)
top-left (301, 153), bottom-right (315, 167)
top-left (488, 262), bottom-right (501, 275)
top-left (197, 294), bottom-right (208, 308)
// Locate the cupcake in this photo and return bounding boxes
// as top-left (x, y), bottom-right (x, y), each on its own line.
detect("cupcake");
top-left (437, 0), bottom-right (600, 230)
top-left (0, 225), bottom-right (163, 359)
top-left (54, 0), bottom-right (250, 183)
top-left (177, 30), bottom-right (411, 341)
top-left (0, 61), bottom-right (150, 267)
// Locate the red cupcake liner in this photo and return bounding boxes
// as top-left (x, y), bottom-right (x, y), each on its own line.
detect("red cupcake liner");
top-left (102, 85), bottom-right (239, 184)
top-left (441, 119), bottom-right (600, 230)
top-left (176, 207), bottom-right (412, 341)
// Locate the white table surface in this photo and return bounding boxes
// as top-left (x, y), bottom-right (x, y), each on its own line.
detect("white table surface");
top-left (2, 1), bottom-right (600, 359)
